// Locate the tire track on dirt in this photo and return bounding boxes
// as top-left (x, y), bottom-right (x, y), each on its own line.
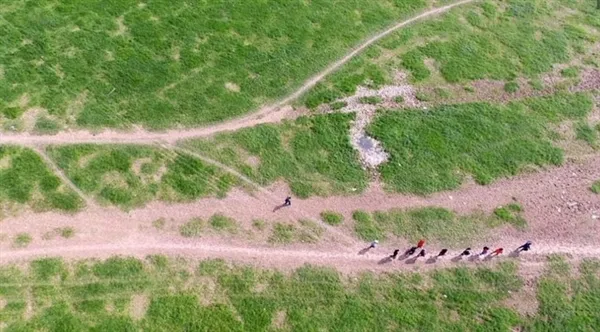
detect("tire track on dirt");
top-left (0, 0), bottom-right (476, 146)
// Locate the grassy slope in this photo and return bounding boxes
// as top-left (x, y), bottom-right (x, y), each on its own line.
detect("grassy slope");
top-left (0, 146), bottom-right (83, 213)
top-left (368, 93), bottom-right (593, 194)
top-left (301, 0), bottom-right (600, 108)
top-left (182, 113), bottom-right (367, 198)
top-left (0, 0), bottom-right (428, 130)
top-left (1, 256), bottom-right (599, 331)
top-left (46, 145), bottom-right (238, 209)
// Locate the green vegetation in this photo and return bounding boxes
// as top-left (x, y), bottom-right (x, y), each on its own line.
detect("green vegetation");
top-left (152, 218), bottom-right (166, 230)
top-left (358, 96), bottom-right (382, 105)
top-left (301, 0), bottom-right (599, 108)
top-left (575, 121), bottom-right (598, 147)
top-left (252, 219), bottom-right (266, 231)
top-left (369, 93), bottom-right (593, 194)
top-left (0, 146), bottom-right (83, 212)
top-left (329, 101), bottom-right (347, 110)
top-left (47, 145), bottom-right (237, 209)
top-left (33, 116), bottom-right (61, 135)
top-left (504, 81), bottom-right (520, 93)
top-left (2, 256), bottom-right (599, 331)
top-left (415, 91), bottom-right (433, 102)
top-left (43, 227), bottom-right (75, 240)
top-left (393, 95), bottom-right (405, 103)
top-left (13, 233), bottom-right (32, 248)
top-left (434, 87), bottom-right (451, 99)
top-left (353, 206), bottom-right (523, 244)
top-left (0, 0), bottom-right (430, 130)
top-left (320, 211), bottom-right (344, 226)
top-left (494, 203), bottom-right (527, 230)
top-left (179, 218), bottom-right (204, 238)
top-left (529, 79), bottom-right (545, 91)
top-left (591, 180), bottom-right (600, 194)
top-left (209, 214), bottom-right (238, 234)
top-left (560, 66), bottom-right (580, 78)
top-left (268, 220), bottom-right (324, 244)
top-left (182, 113), bottom-right (367, 198)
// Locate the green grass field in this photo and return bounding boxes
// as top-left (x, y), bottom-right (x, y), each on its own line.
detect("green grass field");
top-left (0, 0), bottom-right (429, 130)
top-left (301, 0), bottom-right (600, 108)
top-left (368, 93), bottom-right (593, 194)
top-left (46, 145), bottom-right (238, 209)
top-left (1, 256), bottom-right (599, 331)
top-left (0, 146), bottom-right (83, 213)
top-left (352, 205), bottom-right (526, 244)
top-left (182, 113), bottom-right (367, 198)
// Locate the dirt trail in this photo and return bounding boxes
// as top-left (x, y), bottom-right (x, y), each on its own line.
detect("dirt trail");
top-left (1, 155), bottom-right (598, 271)
top-left (0, 0), bottom-right (475, 147)
top-left (1, 235), bottom-right (598, 273)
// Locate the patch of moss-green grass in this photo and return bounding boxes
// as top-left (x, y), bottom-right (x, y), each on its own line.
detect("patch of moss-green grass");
top-left (268, 220), bottom-right (324, 244)
top-left (179, 218), bottom-right (205, 238)
top-left (353, 206), bottom-right (521, 245)
top-left (493, 204), bottom-right (527, 230)
top-left (368, 93), bottom-right (592, 194)
top-left (209, 214), bottom-right (238, 234)
top-left (504, 81), bottom-right (520, 93)
top-left (21, 256), bottom-right (600, 331)
top-left (359, 96), bottom-right (383, 105)
top-left (181, 113), bottom-right (367, 198)
top-left (0, 0), bottom-right (429, 130)
top-left (301, 0), bottom-right (597, 108)
top-left (13, 233), bottom-right (32, 248)
top-left (47, 145), bottom-right (237, 209)
top-left (320, 211), bottom-right (344, 226)
top-left (590, 180), bottom-right (600, 194)
top-left (0, 146), bottom-right (84, 212)
top-left (575, 121), bottom-right (598, 147)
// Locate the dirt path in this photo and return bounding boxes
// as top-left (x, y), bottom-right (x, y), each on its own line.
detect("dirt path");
top-left (0, 0), bottom-right (476, 147)
top-left (1, 154), bottom-right (598, 271)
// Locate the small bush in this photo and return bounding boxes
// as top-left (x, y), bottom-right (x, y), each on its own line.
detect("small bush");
top-left (320, 211), bottom-right (344, 226)
top-left (329, 101), bottom-right (347, 110)
top-left (179, 218), bottom-right (204, 237)
top-left (591, 180), bottom-right (600, 194)
top-left (504, 82), bottom-right (519, 93)
top-left (14, 233), bottom-right (32, 248)
top-left (394, 96), bottom-right (405, 103)
top-left (359, 96), bottom-right (382, 105)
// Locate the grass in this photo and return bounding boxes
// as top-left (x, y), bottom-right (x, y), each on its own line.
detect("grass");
top-left (13, 233), bottom-right (32, 248)
top-left (182, 113), bottom-right (367, 198)
top-left (591, 180), bottom-right (600, 194)
top-left (42, 227), bottom-right (75, 240)
top-left (0, 146), bottom-right (83, 212)
top-left (560, 66), bottom-right (580, 78)
top-left (393, 95), bottom-right (405, 103)
top-left (359, 96), bottom-right (382, 105)
top-left (33, 116), bottom-right (61, 135)
top-left (209, 214), bottom-right (238, 234)
top-left (152, 218), bottom-right (166, 230)
top-left (329, 101), bottom-right (347, 110)
top-left (353, 206), bottom-right (523, 245)
top-left (504, 82), bottom-right (520, 93)
top-left (575, 121), bottom-right (598, 147)
top-left (368, 93), bottom-right (593, 194)
top-left (179, 218), bottom-right (204, 238)
top-left (252, 219), bottom-right (266, 231)
top-left (3, 256), bottom-right (599, 331)
top-left (0, 0), bottom-right (430, 130)
top-left (47, 145), bottom-right (237, 209)
top-left (268, 220), bottom-right (324, 244)
top-left (320, 211), bottom-right (344, 226)
top-left (493, 203), bottom-right (527, 230)
top-left (301, 0), bottom-right (599, 108)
